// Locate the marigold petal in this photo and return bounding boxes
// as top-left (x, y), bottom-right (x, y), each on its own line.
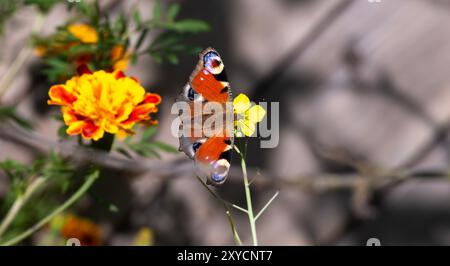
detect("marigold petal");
top-left (114, 70), bottom-right (126, 79)
top-left (142, 93), bottom-right (162, 105)
top-left (48, 85), bottom-right (77, 106)
top-left (111, 45), bottom-right (125, 61)
top-left (61, 214), bottom-right (102, 246)
top-left (115, 102), bottom-right (134, 123)
top-left (233, 94), bottom-right (250, 114)
top-left (102, 119), bottom-right (119, 134)
top-left (48, 69), bottom-right (161, 141)
top-left (66, 121), bottom-right (85, 135)
top-left (113, 59), bottom-right (129, 72)
top-left (68, 23), bottom-right (98, 44)
top-left (122, 104), bottom-right (157, 125)
top-left (81, 120), bottom-right (104, 141)
top-left (62, 107), bottom-right (78, 124)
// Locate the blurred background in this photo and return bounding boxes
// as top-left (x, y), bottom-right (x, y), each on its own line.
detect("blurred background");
top-left (2, 0), bottom-right (450, 245)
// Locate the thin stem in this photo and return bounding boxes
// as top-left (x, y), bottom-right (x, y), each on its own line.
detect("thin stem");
top-left (0, 12), bottom-right (45, 101)
top-left (255, 191), bottom-right (279, 221)
top-left (0, 177), bottom-right (46, 239)
top-left (219, 198), bottom-right (247, 213)
top-left (227, 202), bottom-right (248, 214)
top-left (235, 146), bottom-right (258, 246)
top-left (195, 175), bottom-right (243, 246)
top-left (1, 170), bottom-right (100, 246)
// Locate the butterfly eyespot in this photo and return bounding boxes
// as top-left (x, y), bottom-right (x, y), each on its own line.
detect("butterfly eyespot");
top-left (203, 51), bottom-right (219, 64)
top-left (192, 142), bottom-right (202, 153)
top-left (211, 173), bottom-right (226, 183)
top-left (188, 87), bottom-right (196, 101)
top-left (178, 48), bottom-right (232, 186)
top-left (211, 59), bottom-right (222, 68)
top-left (209, 159), bottom-right (230, 184)
top-left (203, 51), bottom-right (224, 74)
top-left (183, 84), bottom-right (203, 102)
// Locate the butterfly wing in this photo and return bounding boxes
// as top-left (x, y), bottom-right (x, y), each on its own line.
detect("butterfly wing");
top-left (176, 48), bottom-right (233, 186)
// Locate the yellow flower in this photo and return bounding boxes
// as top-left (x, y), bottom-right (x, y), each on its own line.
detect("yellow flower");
top-left (48, 68), bottom-right (161, 141)
top-left (133, 227), bottom-right (154, 246)
top-left (233, 93), bottom-right (266, 137)
top-left (111, 45), bottom-right (130, 71)
top-left (60, 214), bottom-right (102, 246)
top-left (67, 23), bottom-right (98, 44)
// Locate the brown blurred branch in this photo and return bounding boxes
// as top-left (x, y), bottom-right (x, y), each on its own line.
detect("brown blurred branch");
top-left (0, 121), bottom-right (191, 177)
top-left (2, 120), bottom-right (450, 195)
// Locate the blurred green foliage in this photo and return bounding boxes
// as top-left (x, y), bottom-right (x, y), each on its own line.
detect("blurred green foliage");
top-left (0, 153), bottom-right (78, 241)
top-left (117, 125), bottom-right (178, 159)
top-left (0, 0), bottom-right (209, 245)
top-left (33, 0), bottom-right (210, 83)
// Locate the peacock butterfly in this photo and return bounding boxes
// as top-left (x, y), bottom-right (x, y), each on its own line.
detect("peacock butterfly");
top-left (175, 48), bottom-right (234, 186)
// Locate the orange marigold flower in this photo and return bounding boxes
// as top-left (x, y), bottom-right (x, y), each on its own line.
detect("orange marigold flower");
top-left (111, 45), bottom-right (130, 71)
top-left (67, 23), bottom-right (98, 44)
top-left (61, 214), bottom-right (102, 246)
top-left (48, 67), bottom-right (161, 141)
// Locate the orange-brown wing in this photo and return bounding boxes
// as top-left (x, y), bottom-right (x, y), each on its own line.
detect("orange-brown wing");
top-left (195, 135), bottom-right (232, 185)
top-left (176, 47), bottom-right (233, 186)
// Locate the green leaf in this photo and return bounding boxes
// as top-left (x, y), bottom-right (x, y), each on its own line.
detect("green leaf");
top-left (129, 144), bottom-right (161, 159)
top-left (24, 0), bottom-right (59, 13)
top-left (167, 3), bottom-right (181, 22)
top-left (39, 152), bottom-right (73, 181)
top-left (135, 28), bottom-right (149, 51)
top-left (115, 12), bottom-right (128, 37)
top-left (148, 141), bottom-right (178, 153)
top-left (60, 179), bottom-right (71, 193)
top-left (0, 160), bottom-right (31, 180)
top-left (133, 9), bottom-right (142, 27)
top-left (70, 1), bottom-right (94, 18)
top-left (141, 147), bottom-right (161, 159)
top-left (141, 126), bottom-right (158, 141)
top-left (150, 51), bottom-right (163, 64)
top-left (67, 44), bottom-right (96, 55)
top-left (57, 124), bottom-right (68, 139)
top-left (166, 53), bottom-right (179, 64)
top-left (150, 32), bottom-right (184, 50)
top-left (130, 53), bottom-right (138, 65)
top-left (152, 0), bottom-right (161, 22)
top-left (169, 19), bottom-right (210, 33)
top-left (116, 147), bottom-right (133, 159)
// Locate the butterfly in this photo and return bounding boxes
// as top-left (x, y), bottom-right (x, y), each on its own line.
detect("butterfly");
top-left (175, 48), bottom-right (234, 186)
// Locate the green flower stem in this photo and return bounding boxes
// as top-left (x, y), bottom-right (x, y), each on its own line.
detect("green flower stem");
top-left (0, 176), bottom-right (46, 240)
top-left (235, 146), bottom-right (258, 246)
top-left (195, 175), bottom-right (242, 246)
top-left (1, 170), bottom-right (99, 246)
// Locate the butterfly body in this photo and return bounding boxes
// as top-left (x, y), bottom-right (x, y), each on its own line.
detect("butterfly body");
top-left (176, 48), bottom-right (233, 186)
